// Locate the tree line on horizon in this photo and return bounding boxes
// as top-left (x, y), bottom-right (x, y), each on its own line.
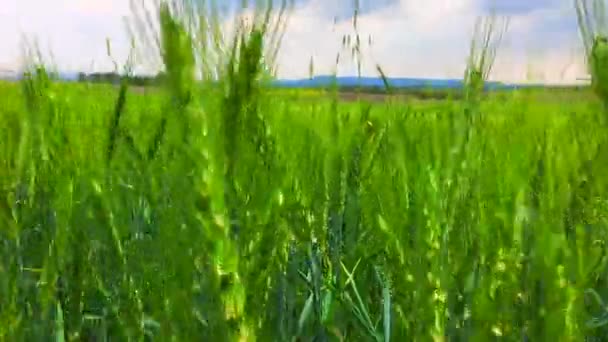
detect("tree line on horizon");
top-left (76, 71), bottom-right (167, 87)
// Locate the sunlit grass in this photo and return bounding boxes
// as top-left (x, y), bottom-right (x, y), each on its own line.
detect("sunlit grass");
top-left (1, 0), bottom-right (608, 341)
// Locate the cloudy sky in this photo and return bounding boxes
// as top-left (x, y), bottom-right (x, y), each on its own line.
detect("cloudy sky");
top-left (0, 0), bottom-right (589, 84)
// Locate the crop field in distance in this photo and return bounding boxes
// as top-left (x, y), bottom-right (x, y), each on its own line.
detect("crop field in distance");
top-left (2, 0), bottom-right (608, 341)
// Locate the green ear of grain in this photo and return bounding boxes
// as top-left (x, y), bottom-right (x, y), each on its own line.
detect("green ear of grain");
top-left (576, 0), bottom-right (608, 105)
top-left (464, 14), bottom-right (508, 106)
top-left (159, 2), bottom-right (195, 105)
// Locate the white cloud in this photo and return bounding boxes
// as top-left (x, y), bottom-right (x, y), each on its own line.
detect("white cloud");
top-left (270, 0), bottom-right (473, 79)
top-left (274, 0), bottom-right (588, 84)
top-left (0, 0), bottom-right (591, 84)
top-left (0, 0), bottom-right (131, 73)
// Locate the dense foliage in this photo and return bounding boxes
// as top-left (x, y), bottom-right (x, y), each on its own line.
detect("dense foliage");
top-left (2, 1), bottom-right (608, 341)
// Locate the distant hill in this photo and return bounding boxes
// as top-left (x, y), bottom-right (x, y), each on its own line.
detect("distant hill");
top-left (271, 75), bottom-right (517, 90)
top-left (0, 71), bottom-right (579, 91)
top-left (0, 70), bottom-right (79, 82)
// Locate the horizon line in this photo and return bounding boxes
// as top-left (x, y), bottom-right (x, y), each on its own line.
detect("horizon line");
top-left (0, 69), bottom-right (590, 87)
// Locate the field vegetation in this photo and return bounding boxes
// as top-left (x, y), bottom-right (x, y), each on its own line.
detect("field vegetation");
top-left (2, 0), bottom-right (608, 340)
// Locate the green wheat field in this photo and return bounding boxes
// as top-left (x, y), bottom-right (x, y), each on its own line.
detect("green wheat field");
top-left (2, 1), bottom-right (608, 341)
